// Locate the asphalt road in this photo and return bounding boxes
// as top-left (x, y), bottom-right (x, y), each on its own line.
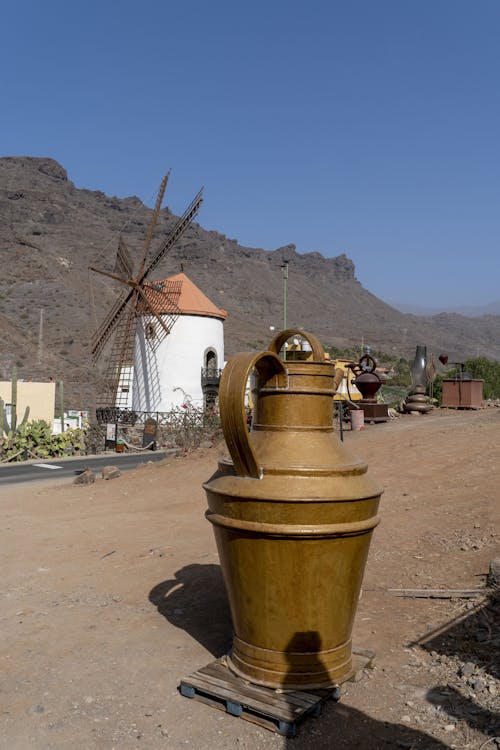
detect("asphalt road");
top-left (0, 450), bottom-right (172, 488)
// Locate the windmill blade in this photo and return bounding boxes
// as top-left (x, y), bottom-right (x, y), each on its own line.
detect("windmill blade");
top-left (113, 235), bottom-right (134, 280)
top-left (137, 171), bottom-right (170, 279)
top-left (89, 265), bottom-right (132, 286)
top-left (91, 172), bottom-right (170, 363)
top-left (92, 184), bottom-right (201, 361)
top-left (96, 301), bottom-right (137, 409)
top-left (142, 278), bottom-right (183, 315)
top-left (91, 287), bottom-right (135, 362)
top-left (135, 284), bottom-right (174, 339)
top-left (140, 188), bottom-right (203, 282)
top-left (136, 278), bottom-right (183, 349)
top-left (91, 175), bottom-right (200, 409)
top-left (89, 263), bottom-right (137, 362)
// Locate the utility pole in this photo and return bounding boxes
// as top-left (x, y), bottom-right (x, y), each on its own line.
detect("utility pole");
top-left (59, 381), bottom-right (64, 433)
top-left (281, 261), bottom-right (289, 359)
top-left (281, 260), bottom-right (289, 330)
top-left (37, 308), bottom-right (44, 365)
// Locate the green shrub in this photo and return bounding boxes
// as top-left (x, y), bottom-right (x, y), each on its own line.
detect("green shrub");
top-left (378, 385), bottom-right (408, 407)
top-left (0, 420), bottom-right (84, 462)
top-left (463, 357), bottom-right (500, 399)
top-left (391, 358), bottom-right (412, 387)
top-left (433, 373), bottom-right (444, 403)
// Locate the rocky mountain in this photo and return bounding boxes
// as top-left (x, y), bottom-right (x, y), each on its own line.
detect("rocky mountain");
top-left (1, 156), bottom-right (499, 410)
top-left (390, 300), bottom-right (500, 317)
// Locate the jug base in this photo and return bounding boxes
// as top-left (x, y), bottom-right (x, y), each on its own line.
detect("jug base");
top-left (226, 646), bottom-right (354, 691)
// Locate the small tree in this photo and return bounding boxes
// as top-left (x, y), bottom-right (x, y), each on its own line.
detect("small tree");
top-left (463, 357), bottom-right (500, 399)
top-left (391, 358), bottom-right (411, 387)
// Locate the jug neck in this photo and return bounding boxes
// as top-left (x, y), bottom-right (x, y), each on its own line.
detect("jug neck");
top-left (254, 361), bottom-right (335, 430)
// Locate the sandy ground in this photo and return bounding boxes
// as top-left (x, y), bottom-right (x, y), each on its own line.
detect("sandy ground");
top-left (1, 407), bottom-right (498, 750)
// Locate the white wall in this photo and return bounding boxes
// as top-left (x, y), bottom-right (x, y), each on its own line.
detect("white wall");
top-left (132, 314), bottom-right (224, 411)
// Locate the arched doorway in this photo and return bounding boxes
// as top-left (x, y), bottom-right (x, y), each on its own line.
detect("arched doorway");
top-left (205, 349), bottom-right (217, 372)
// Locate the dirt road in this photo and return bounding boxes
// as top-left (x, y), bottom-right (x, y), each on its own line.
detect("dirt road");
top-left (1, 408), bottom-right (498, 749)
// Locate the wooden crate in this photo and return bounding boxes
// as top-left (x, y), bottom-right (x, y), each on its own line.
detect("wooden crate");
top-left (179, 649), bottom-right (374, 737)
top-left (441, 379), bottom-right (484, 409)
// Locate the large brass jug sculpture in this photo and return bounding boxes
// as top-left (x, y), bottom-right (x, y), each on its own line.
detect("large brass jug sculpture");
top-left (203, 330), bottom-right (382, 689)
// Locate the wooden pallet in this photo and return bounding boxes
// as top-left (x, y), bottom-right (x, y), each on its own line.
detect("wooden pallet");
top-left (179, 649), bottom-right (374, 737)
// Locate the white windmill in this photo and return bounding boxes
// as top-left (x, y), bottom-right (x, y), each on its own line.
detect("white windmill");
top-left (89, 173), bottom-right (226, 418)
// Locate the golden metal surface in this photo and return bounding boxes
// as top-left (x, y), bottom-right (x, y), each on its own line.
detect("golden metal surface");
top-left (203, 329), bottom-right (382, 689)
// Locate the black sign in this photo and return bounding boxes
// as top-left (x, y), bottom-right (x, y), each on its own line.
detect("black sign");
top-left (142, 418), bottom-right (158, 449)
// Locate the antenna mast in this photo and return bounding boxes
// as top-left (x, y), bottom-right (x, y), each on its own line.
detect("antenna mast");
top-left (38, 308), bottom-right (44, 365)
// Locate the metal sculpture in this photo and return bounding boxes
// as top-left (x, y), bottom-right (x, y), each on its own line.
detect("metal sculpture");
top-left (203, 329), bottom-right (382, 689)
top-left (348, 354), bottom-right (389, 423)
top-left (403, 345), bottom-right (433, 413)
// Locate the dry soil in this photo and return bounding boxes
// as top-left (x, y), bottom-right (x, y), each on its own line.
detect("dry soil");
top-left (1, 407), bottom-right (499, 750)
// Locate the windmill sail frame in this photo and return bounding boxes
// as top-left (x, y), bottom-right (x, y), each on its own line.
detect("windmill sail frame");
top-left (90, 174), bottom-right (203, 411)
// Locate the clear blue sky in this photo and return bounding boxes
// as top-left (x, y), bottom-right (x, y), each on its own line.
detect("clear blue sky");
top-left (1, 0), bottom-right (499, 308)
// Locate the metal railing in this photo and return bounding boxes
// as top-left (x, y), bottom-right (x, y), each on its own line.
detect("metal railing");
top-left (96, 406), bottom-right (219, 427)
top-left (201, 368), bottom-right (223, 387)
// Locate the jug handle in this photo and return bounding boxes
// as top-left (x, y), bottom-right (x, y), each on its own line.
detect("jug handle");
top-left (268, 328), bottom-right (325, 361)
top-left (219, 351), bottom-right (287, 479)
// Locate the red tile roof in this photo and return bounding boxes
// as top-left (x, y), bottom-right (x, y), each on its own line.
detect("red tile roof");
top-left (142, 272), bottom-right (227, 320)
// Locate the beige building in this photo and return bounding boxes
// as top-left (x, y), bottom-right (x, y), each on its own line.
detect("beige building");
top-left (0, 381), bottom-right (56, 429)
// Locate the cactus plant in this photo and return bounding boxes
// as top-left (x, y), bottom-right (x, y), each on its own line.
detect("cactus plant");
top-left (0, 419), bottom-right (84, 462)
top-left (11, 366), bottom-right (17, 432)
top-left (0, 369), bottom-right (30, 462)
top-left (0, 368), bottom-right (29, 437)
top-left (0, 402), bottom-right (30, 437)
top-left (0, 398), bottom-right (8, 434)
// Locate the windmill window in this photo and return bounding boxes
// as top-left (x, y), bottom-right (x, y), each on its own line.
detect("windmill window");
top-left (205, 350), bottom-right (217, 371)
top-left (145, 322), bottom-right (157, 340)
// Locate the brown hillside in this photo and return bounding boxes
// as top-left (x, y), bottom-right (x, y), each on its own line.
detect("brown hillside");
top-left (1, 156), bottom-right (499, 409)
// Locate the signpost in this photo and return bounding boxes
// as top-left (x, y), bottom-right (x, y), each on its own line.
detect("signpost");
top-left (105, 422), bottom-right (117, 450)
top-left (142, 418), bottom-right (158, 449)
